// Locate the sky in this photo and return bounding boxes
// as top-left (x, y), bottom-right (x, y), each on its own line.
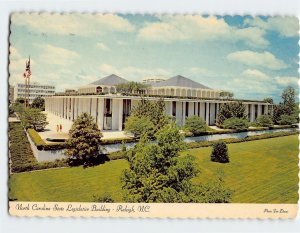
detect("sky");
top-left (9, 13), bottom-right (299, 103)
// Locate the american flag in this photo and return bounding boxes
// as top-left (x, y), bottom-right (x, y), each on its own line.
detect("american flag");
top-left (23, 57), bottom-right (31, 78)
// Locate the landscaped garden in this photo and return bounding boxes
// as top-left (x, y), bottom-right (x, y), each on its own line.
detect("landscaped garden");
top-left (9, 135), bottom-right (299, 203)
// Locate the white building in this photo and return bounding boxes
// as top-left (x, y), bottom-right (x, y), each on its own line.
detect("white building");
top-left (13, 82), bottom-right (56, 103)
top-left (45, 74), bottom-right (271, 131)
top-left (142, 77), bottom-right (166, 84)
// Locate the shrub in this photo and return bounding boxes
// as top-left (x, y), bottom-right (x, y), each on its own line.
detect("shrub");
top-left (222, 117), bottom-right (249, 131)
top-left (278, 114), bottom-right (297, 125)
top-left (255, 115), bottom-right (274, 127)
top-left (124, 115), bottom-right (155, 138)
top-left (211, 141), bottom-right (229, 163)
top-left (93, 193), bottom-right (114, 203)
top-left (64, 113), bottom-right (104, 167)
top-left (27, 128), bottom-right (46, 146)
top-left (184, 116), bottom-right (207, 135)
top-left (217, 101), bottom-right (247, 125)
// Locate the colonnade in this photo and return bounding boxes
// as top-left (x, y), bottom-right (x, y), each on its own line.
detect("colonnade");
top-left (45, 96), bottom-right (270, 131)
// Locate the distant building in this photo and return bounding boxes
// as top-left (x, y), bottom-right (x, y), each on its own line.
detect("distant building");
top-left (142, 77), bottom-right (166, 84)
top-left (65, 89), bottom-right (78, 95)
top-left (13, 82), bottom-right (55, 103)
top-left (9, 85), bottom-right (14, 104)
top-left (78, 74), bottom-right (128, 94)
top-left (45, 74), bottom-right (272, 130)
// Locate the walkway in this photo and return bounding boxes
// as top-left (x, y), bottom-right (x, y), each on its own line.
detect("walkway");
top-left (38, 112), bottom-right (130, 142)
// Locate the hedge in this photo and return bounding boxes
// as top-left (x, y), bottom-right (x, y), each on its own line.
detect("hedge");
top-left (187, 131), bottom-right (298, 149)
top-left (9, 123), bottom-right (68, 173)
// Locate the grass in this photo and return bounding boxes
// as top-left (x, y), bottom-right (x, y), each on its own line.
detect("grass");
top-left (183, 135), bottom-right (299, 203)
top-left (9, 135), bottom-right (298, 203)
top-left (9, 159), bottom-right (128, 202)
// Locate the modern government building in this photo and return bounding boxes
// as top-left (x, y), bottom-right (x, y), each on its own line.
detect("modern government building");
top-left (45, 74), bottom-right (272, 131)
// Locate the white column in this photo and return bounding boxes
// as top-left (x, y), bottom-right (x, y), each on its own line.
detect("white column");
top-left (258, 104), bottom-right (262, 117)
top-left (182, 102), bottom-right (186, 126)
top-left (205, 102), bottom-right (210, 125)
top-left (112, 98), bottom-right (119, 130)
top-left (175, 101), bottom-right (182, 126)
top-left (91, 98), bottom-right (97, 120)
top-left (118, 99), bottom-right (123, 131)
top-left (188, 102), bottom-right (194, 117)
top-left (209, 103), bottom-right (216, 125)
top-left (98, 98), bottom-right (104, 131)
top-left (250, 104), bottom-right (255, 122)
top-left (200, 102), bottom-right (205, 120)
top-left (195, 102), bottom-right (198, 116)
top-left (245, 104), bottom-right (249, 119)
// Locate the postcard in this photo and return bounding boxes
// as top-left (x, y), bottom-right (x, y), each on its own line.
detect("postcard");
top-left (8, 13), bottom-right (299, 218)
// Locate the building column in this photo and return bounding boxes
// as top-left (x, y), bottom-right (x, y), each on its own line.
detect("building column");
top-left (175, 101), bottom-right (183, 126)
top-left (250, 104), bottom-right (255, 122)
top-left (112, 99), bottom-right (119, 130)
top-left (209, 103), bottom-right (215, 125)
top-left (245, 104), bottom-right (249, 119)
top-left (98, 98), bottom-right (104, 131)
top-left (188, 102), bottom-right (194, 117)
top-left (118, 99), bottom-right (123, 131)
top-left (205, 102), bottom-right (210, 125)
top-left (195, 102), bottom-right (198, 116)
top-left (182, 101), bottom-right (186, 126)
top-left (200, 102), bottom-right (205, 120)
top-left (258, 104), bottom-right (262, 117)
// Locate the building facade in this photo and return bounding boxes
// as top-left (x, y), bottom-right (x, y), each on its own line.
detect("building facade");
top-left (45, 74), bottom-right (271, 131)
top-left (13, 82), bottom-right (56, 103)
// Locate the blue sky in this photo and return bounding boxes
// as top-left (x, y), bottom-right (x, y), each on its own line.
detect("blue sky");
top-left (9, 14), bottom-right (299, 102)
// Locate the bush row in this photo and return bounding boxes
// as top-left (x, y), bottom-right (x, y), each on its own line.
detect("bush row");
top-left (187, 131), bottom-right (298, 149)
top-left (9, 123), bottom-right (68, 173)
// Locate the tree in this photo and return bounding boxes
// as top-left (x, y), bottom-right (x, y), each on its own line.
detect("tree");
top-left (124, 115), bottom-right (155, 138)
top-left (219, 91), bottom-right (234, 99)
top-left (124, 98), bottom-right (169, 139)
top-left (273, 87), bottom-right (297, 124)
top-left (184, 116), bottom-right (207, 135)
top-left (15, 97), bottom-right (26, 104)
top-left (278, 115), bottom-right (297, 125)
top-left (211, 141), bottom-right (229, 163)
top-left (255, 115), bottom-right (273, 127)
top-left (281, 86), bottom-right (295, 116)
top-left (216, 101), bottom-right (247, 125)
top-left (121, 122), bottom-right (198, 203)
top-left (20, 108), bottom-right (48, 131)
top-left (263, 97), bottom-right (274, 104)
top-left (121, 123), bottom-right (232, 203)
top-left (64, 113), bottom-right (104, 167)
top-left (31, 97), bottom-right (45, 110)
top-left (116, 82), bottom-right (149, 94)
top-left (222, 117), bottom-right (249, 131)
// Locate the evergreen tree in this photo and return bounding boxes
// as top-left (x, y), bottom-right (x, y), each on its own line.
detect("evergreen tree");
top-left (31, 97), bottom-right (45, 110)
top-left (216, 101), bottom-right (247, 126)
top-left (64, 113), bottom-right (104, 167)
top-left (125, 98), bottom-right (169, 139)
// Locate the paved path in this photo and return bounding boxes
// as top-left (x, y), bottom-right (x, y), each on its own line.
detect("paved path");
top-left (39, 112), bottom-right (131, 141)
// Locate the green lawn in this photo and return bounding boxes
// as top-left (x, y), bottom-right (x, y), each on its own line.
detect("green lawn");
top-left (9, 135), bottom-right (299, 203)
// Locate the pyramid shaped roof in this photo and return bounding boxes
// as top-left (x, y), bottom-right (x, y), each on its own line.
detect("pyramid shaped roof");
top-left (90, 74), bottom-right (128, 86)
top-left (152, 75), bottom-right (211, 89)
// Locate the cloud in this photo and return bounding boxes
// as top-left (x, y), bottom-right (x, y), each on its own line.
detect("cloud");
top-left (241, 69), bottom-right (270, 81)
top-left (98, 63), bottom-right (171, 81)
top-left (138, 15), bottom-right (268, 47)
top-left (245, 17), bottom-right (299, 37)
top-left (96, 42), bottom-right (109, 51)
top-left (11, 13), bottom-right (135, 36)
top-left (36, 44), bottom-right (80, 66)
top-left (227, 50), bottom-right (288, 70)
top-left (275, 76), bottom-right (299, 86)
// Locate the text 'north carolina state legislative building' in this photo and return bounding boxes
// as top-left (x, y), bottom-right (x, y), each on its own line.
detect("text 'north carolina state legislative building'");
top-left (45, 74), bottom-right (271, 131)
